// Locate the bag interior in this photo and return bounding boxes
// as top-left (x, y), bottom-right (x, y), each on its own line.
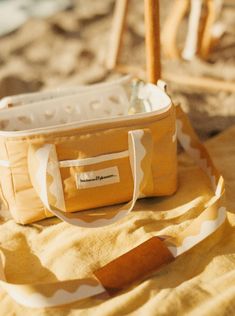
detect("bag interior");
top-left (0, 78), bottom-right (171, 132)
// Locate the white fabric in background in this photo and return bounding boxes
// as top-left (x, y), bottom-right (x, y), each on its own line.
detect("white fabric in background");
top-left (0, 0), bottom-right (72, 36)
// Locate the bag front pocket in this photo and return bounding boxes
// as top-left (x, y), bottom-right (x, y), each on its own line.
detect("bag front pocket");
top-left (60, 152), bottom-right (133, 212)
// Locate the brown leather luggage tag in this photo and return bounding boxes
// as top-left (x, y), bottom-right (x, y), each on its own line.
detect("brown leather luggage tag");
top-left (94, 237), bottom-right (174, 295)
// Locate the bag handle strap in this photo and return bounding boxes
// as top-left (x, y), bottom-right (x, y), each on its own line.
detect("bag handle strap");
top-left (0, 105), bottom-right (227, 308)
top-left (168, 104), bottom-right (226, 257)
top-left (27, 129), bottom-right (153, 228)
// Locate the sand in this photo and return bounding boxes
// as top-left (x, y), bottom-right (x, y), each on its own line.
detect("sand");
top-left (0, 0), bottom-right (234, 139)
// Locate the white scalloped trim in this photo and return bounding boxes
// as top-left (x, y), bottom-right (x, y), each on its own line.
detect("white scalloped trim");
top-left (168, 206), bottom-right (226, 257)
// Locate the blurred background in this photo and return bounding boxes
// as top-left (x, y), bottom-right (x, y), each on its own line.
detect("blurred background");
top-left (0, 0), bottom-right (234, 139)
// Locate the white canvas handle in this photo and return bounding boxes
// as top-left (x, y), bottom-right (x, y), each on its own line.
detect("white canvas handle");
top-left (27, 129), bottom-right (153, 228)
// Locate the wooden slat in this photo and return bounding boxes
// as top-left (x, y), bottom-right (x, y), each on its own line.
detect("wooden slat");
top-left (116, 64), bottom-right (235, 93)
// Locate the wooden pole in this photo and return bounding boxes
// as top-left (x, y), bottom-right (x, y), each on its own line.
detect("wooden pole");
top-left (144, 0), bottom-right (161, 83)
top-left (106, 0), bottom-right (129, 70)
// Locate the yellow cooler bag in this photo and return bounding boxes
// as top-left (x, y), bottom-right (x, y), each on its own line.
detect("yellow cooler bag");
top-left (0, 77), bottom-right (177, 226)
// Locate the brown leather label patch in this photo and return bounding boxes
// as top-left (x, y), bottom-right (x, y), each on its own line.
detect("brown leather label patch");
top-left (94, 237), bottom-right (174, 295)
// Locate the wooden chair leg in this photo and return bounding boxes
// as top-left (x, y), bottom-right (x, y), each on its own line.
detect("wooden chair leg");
top-left (107, 0), bottom-right (162, 83)
top-left (162, 0), bottom-right (189, 60)
top-left (199, 0), bottom-right (224, 59)
top-left (106, 0), bottom-right (129, 70)
top-left (144, 0), bottom-right (161, 83)
top-left (182, 0), bottom-right (203, 60)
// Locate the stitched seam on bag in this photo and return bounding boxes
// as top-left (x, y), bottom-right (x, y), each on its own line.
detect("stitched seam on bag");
top-left (3, 141), bottom-right (21, 222)
top-left (5, 119), bottom-right (172, 144)
top-left (59, 150), bottom-right (129, 167)
top-left (4, 106), bottom-right (174, 142)
top-left (0, 169), bottom-right (9, 209)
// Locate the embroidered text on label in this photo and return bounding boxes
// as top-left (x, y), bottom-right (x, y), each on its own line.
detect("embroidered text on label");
top-left (76, 166), bottom-right (120, 189)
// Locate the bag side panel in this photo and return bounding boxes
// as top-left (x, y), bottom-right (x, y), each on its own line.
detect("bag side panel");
top-left (5, 139), bottom-right (49, 224)
top-left (150, 104), bottom-right (178, 196)
top-left (0, 136), bottom-right (19, 222)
